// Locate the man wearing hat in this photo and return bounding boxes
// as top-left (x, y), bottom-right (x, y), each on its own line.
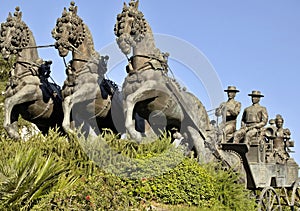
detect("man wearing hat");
top-left (233, 90), bottom-right (268, 146)
top-left (215, 86), bottom-right (241, 142)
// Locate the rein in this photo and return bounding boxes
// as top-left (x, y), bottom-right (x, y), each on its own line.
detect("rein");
top-left (15, 44), bottom-right (55, 50)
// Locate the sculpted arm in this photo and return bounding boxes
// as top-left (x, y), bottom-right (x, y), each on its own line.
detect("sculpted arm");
top-left (283, 128), bottom-right (291, 139)
top-left (229, 102), bottom-right (241, 117)
top-left (241, 110), bottom-right (246, 128)
top-left (215, 102), bottom-right (225, 117)
top-left (254, 107), bottom-right (268, 129)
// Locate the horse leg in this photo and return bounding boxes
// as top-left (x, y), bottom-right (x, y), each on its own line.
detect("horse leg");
top-left (124, 80), bottom-right (163, 141)
top-left (62, 95), bottom-right (73, 132)
top-left (185, 126), bottom-right (217, 163)
top-left (62, 84), bottom-right (98, 133)
top-left (4, 107), bottom-right (20, 139)
top-left (4, 85), bottom-right (40, 139)
top-left (124, 94), bottom-right (142, 141)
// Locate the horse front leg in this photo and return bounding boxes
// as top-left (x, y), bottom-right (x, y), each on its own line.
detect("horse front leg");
top-left (4, 85), bottom-right (40, 139)
top-left (62, 95), bottom-right (74, 133)
top-left (3, 97), bottom-right (20, 139)
top-left (62, 83), bottom-right (98, 134)
top-left (124, 94), bottom-right (142, 142)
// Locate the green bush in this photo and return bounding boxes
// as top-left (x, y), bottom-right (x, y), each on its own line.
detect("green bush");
top-left (36, 131), bottom-right (256, 210)
top-left (0, 149), bottom-right (75, 211)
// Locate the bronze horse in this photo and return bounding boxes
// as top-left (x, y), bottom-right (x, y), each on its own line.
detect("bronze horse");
top-left (0, 7), bottom-right (63, 139)
top-left (114, 0), bottom-right (211, 156)
top-left (52, 2), bottom-right (130, 135)
top-left (114, 0), bottom-right (245, 173)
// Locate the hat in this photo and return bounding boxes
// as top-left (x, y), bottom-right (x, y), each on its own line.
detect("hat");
top-left (224, 86), bottom-right (239, 92)
top-left (248, 90), bottom-right (264, 97)
top-left (275, 114), bottom-right (283, 122)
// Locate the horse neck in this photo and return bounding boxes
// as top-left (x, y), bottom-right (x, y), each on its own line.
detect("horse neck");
top-left (14, 32), bottom-right (40, 76)
top-left (132, 23), bottom-right (162, 70)
top-left (71, 26), bottom-right (97, 72)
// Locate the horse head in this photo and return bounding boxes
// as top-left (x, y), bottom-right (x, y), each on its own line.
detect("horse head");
top-left (0, 7), bottom-right (33, 60)
top-left (52, 1), bottom-right (88, 58)
top-left (114, 0), bottom-right (147, 55)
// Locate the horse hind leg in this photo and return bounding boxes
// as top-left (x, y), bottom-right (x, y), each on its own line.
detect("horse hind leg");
top-left (186, 126), bottom-right (216, 163)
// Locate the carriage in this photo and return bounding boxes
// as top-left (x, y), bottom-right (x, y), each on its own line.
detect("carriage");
top-left (221, 128), bottom-right (300, 211)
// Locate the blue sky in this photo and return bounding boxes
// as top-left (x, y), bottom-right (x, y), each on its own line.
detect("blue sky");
top-left (1, 0), bottom-right (300, 163)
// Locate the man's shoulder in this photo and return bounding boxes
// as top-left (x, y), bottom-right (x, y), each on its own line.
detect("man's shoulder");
top-left (244, 104), bottom-right (267, 112)
top-left (243, 105), bottom-right (253, 111)
top-left (227, 99), bottom-right (241, 105)
top-left (259, 105), bottom-right (267, 111)
top-left (234, 100), bottom-right (241, 106)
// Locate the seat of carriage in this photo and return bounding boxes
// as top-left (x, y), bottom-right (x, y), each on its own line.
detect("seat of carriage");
top-left (221, 125), bottom-right (294, 165)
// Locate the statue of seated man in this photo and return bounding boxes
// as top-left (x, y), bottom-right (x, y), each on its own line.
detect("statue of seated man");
top-left (273, 114), bottom-right (291, 163)
top-left (215, 86), bottom-right (241, 142)
top-left (233, 90), bottom-right (268, 147)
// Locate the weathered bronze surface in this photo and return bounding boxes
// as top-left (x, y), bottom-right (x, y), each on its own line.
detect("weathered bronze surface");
top-left (215, 86), bottom-right (241, 142)
top-left (115, 1), bottom-right (208, 145)
top-left (267, 114), bottom-right (292, 164)
top-left (52, 2), bottom-right (125, 134)
top-left (233, 90), bottom-right (268, 145)
top-left (113, 0), bottom-right (244, 170)
top-left (0, 7), bottom-right (63, 139)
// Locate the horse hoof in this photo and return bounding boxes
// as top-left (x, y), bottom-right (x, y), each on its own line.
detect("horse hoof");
top-left (5, 126), bottom-right (20, 140)
top-left (128, 132), bottom-right (142, 143)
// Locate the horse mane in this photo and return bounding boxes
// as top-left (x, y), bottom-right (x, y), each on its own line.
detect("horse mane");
top-left (52, 1), bottom-right (96, 56)
top-left (114, 0), bottom-right (165, 60)
top-left (83, 24), bottom-right (96, 54)
top-left (0, 7), bottom-right (34, 55)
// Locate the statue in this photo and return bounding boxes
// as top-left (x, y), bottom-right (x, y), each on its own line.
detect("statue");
top-left (233, 90), bottom-right (268, 147)
top-left (215, 86), bottom-right (241, 142)
top-left (0, 7), bottom-right (64, 139)
top-left (115, 0), bottom-right (209, 156)
top-left (52, 2), bottom-right (130, 135)
top-left (273, 114), bottom-right (291, 163)
top-left (114, 0), bottom-right (213, 154)
top-left (113, 0), bottom-right (245, 173)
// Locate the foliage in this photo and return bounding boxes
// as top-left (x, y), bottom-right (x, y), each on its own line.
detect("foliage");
top-left (0, 54), bottom-right (14, 81)
top-left (0, 79), bottom-right (258, 210)
top-left (0, 148), bottom-right (75, 211)
top-left (31, 171), bottom-right (144, 211)
top-left (0, 127), bottom-right (256, 210)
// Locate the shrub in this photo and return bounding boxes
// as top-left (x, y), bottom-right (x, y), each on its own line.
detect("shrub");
top-left (0, 149), bottom-right (74, 210)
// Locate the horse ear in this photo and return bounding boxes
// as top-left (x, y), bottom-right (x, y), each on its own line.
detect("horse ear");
top-left (135, 0), bottom-right (139, 9)
top-left (62, 7), bottom-right (67, 15)
top-left (18, 12), bottom-right (22, 20)
top-left (123, 2), bottom-right (127, 9)
top-left (74, 6), bottom-right (78, 14)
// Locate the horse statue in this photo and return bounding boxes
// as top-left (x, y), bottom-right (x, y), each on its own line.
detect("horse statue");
top-left (0, 7), bottom-right (63, 139)
top-left (114, 0), bottom-right (245, 177)
top-left (114, 0), bottom-right (211, 155)
top-left (52, 1), bottom-right (133, 135)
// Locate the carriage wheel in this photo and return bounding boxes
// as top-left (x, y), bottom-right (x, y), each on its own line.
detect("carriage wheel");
top-left (258, 186), bottom-right (281, 211)
top-left (291, 178), bottom-right (300, 209)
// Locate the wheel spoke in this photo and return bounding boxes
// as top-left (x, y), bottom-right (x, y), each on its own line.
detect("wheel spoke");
top-left (292, 178), bottom-right (300, 208)
top-left (259, 187), bottom-right (281, 211)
